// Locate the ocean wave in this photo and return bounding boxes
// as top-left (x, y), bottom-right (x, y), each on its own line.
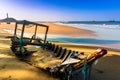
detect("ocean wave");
top-left (100, 24), bottom-right (120, 29)
top-left (56, 22), bottom-right (120, 29)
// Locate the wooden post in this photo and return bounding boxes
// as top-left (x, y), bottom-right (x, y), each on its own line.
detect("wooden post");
top-left (44, 26), bottom-right (49, 44)
top-left (34, 24), bottom-right (37, 38)
top-left (21, 20), bottom-right (26, 38)
top-left (14, 22), bottom-right (18, 36)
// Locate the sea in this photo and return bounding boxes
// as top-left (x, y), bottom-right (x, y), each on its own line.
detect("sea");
top-left (47, 21), bottom-right (120, 50)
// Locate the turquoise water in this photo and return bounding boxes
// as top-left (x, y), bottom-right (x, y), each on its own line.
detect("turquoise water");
top-left (48, 21), bottom-right (120, 50)
top-left (47, 38), bottom-right (120, 44)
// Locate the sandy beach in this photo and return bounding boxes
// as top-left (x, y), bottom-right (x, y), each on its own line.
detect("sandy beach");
top-left (41, 23), bottom-right (96, 37)
top-left (0, 22), bottom-right (96, 38)
top-left (0, 22), bottom-right (120, 80)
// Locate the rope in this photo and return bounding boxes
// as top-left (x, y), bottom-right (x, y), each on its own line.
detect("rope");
top-left (63, 65), bottom-right (72, 80)
top-left (82, 57), bottom-right (87, 80)
top-left (66, 67), bottom-right (72, 80)
top-left (68, 69), bottom-right (72, 80)
top-left (19, 38), bottom-right (24, 54)
top-left (45, 42), bottom-right (50, 49)
top-left (82, 57), bottom-right (92, 80)
top-left (88, 65), bottom-right (92, 80)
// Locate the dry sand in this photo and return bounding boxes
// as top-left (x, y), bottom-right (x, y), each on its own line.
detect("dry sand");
top-left (0, 23), bottom-right (120, 80)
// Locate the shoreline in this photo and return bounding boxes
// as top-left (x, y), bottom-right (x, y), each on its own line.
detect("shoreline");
top-left (2, 27), bottom-right (120, 52)
top-left (1, 22), bottom-right (120, 51)
top-left (51, 42), bottom-right (120, 55)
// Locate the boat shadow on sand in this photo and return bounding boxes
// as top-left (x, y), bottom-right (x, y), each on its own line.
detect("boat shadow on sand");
top-left (91, 54), bottom-right (120, 80)
top-left (14, 51), bottom-right (120, 80)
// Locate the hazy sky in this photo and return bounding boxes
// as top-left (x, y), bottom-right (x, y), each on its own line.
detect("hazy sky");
top-left (0, 0), bottom-right (120, 21)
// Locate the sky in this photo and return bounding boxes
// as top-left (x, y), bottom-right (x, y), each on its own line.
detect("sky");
top-left (0, 0), bottom-right (120, 21)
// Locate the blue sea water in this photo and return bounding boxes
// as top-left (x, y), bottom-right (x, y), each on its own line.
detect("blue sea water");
top-left (48, 38), bottom-right (120, 44)
top-left (47, 21), bottom-right (120, 49)
top-left (62, 21), bottom-right (120, 25)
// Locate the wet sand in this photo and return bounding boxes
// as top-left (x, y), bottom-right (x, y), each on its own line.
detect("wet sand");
top-left (0, 23), bottom-right (120, 80)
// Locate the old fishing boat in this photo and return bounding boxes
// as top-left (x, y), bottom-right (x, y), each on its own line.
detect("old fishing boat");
top-left (10, 20), bottom-right (107, 80)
